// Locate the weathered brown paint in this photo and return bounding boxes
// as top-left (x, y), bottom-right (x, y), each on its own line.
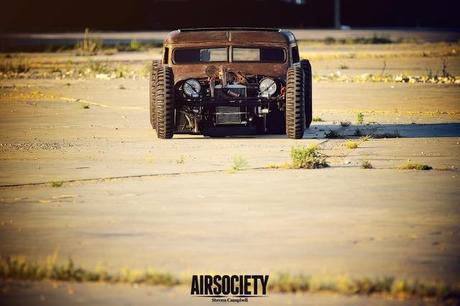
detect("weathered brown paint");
top-left (165, 30), bottom-right (289, 45)
top-left (163, 29), bottom-right (296, 83)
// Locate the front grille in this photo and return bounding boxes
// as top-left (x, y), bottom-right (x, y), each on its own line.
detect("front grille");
top-left (215, 107), bottom-right (242, 124)
top-left (213, 85), bottom-right (247, 124)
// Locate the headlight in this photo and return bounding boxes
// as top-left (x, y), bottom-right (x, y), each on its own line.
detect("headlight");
top-left (259, 78), bottom-right (277, 97)
top-left (183, 79), bottom-right (201, 97)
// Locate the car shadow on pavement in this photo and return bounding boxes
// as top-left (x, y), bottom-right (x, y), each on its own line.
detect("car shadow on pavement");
top-left (171, 123), bottom-right (460, 140)
top-left (305, 122), bottom-right (460, 139)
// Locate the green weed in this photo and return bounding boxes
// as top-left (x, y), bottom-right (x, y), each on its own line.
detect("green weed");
top-left (312, 117), bottom-right (323, 122)
top-left (344, 141), bottom-right (359, 149)
top-left (51, 181), bottom-right (64, 187)
top-left (356, 112), bottom-right (364, 125)
top-left (290, 145), bottom-right (329, 169)
top-left (231, 155), bottom-right (248, 171)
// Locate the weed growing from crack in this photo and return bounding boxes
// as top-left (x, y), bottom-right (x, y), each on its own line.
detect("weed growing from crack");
top-left (231, 155), bottom-right (248, 171)
top-left (361, 160), bottom-right (373, 169)
top-left (344, 141), bottom-right (359, 149)
top-left (356, 112), bottom-right (364, 125)
top-left (291, 145), bottom-right (329, 169)
top-left (51, 181), bottom-right (64, 187)
top-left (399, 163), bottom-right (432, 170)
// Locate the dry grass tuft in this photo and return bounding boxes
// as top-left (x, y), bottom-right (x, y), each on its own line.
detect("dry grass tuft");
top-left (399, 163), bottom-right (432, 170)
top-left (1, 256), bottom-right (458, 300)
top-left (344, 141), bottom-right (359, 149)
top-left (269, 273), bottom-right (459, 300)
top-left (361, 160), bottom-right (373, 169)
top-left (0, 255), bottom-right (179, 286)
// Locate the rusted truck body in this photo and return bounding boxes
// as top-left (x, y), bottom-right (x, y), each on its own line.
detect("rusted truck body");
top-left (149, 28), bottom-right (312, 139)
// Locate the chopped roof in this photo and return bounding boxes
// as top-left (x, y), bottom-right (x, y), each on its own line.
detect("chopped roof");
top-left (164, 28), bottom-right (295, 45)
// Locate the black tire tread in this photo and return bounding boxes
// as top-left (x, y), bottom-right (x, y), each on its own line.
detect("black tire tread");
top-left (155, 66), bottom-right (175, 139)
top-left (285, 66), bottom-right (305, 139)
top-left (149, 60), bottom-right (161, 129)
top-left (295, 59), bottom-right (313, 128)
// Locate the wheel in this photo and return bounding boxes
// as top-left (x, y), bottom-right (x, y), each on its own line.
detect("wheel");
top-left (298, 59), bottom-right (312, 128)
top-left (155, 66), bottom-right (175, 139)
top-left (285, 66), bottom-right (305, 139)
top-left (149, 60), bottom-right (161, 129)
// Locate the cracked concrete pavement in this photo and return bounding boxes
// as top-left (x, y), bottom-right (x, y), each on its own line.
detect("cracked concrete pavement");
top-left (1, 48), bottom-right (460, 305)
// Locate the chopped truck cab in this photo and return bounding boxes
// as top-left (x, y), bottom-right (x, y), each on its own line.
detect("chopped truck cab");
top-left (149, 28), bottom-right (312, 139)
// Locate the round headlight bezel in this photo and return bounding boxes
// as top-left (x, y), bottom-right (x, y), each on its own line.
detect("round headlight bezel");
top-left (183, 79), bottom-right (201, 98)
top-left (259, 77), bottom-right (277, 97)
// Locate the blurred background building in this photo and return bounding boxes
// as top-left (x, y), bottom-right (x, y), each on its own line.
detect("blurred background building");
top-left (1, 0), bottom-right (459, 32)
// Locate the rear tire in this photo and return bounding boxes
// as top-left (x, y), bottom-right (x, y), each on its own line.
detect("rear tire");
top-left (149, 60), bottom-right (161, 129)
top-left (285, 66), bottom-right (305, 139)
top-left (156, 66), bottom-right (175, 139)
top-left (298, 59), bottom-right (312, 128)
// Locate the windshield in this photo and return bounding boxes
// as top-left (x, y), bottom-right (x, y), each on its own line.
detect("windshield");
top-left (232, 47), bottom-right (285, 62)
top-left (173, 47), bottom-right (286, 64)
top-left (174, 48), bottom-right (228, 63)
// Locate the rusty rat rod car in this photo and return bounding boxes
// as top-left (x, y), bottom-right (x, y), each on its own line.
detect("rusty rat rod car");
top-left (149, 28), bottom-right (312, 139)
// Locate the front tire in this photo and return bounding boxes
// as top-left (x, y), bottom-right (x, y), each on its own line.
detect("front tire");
top-left (156, 66), bottom-right (175, 139)
top-left (298, 59), bottom-right (312, 128)
top-left (285, 66), bottom-right (305, 139)
top-left (149, 60), bottom-right (161, 129)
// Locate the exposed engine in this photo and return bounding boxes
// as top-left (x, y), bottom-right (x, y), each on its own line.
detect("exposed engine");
top-left (175, 66), bottom-right (286, 135)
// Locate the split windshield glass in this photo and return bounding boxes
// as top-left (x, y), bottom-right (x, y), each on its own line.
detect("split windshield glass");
top-left (174, 48), bottom-right (228, 63)
top-left (173, 47), bottom-right (286, 63)
top-left (232, 48), bottom-right (285, 62)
